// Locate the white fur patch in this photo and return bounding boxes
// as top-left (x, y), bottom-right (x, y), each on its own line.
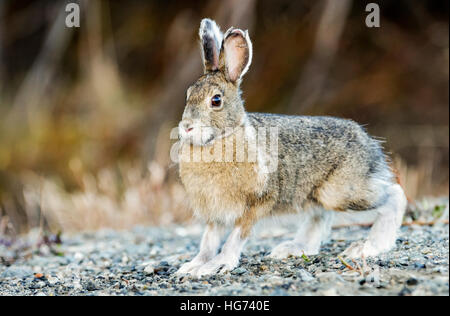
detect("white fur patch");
top-left (242, 117), bottom-right (266, 190)
top-left (176, 225), bottom-right (224, 275)
top-left (194, 227), bottom-right (247, 277)
top-left (178, 119), bottom-right (216, 147)
top-left (270, 209), bottom-right (334, 258)
top-left (342, 183), bottom-right (407, 258)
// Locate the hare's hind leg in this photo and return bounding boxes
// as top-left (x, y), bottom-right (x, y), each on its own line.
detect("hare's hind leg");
top-left (342, 183), bottom-right (406, 258)
top-left (269, 208), bottom-right (334, 259)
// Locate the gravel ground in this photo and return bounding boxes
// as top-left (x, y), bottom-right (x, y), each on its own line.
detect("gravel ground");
top-left (0, 221), bottom-right (448, 296)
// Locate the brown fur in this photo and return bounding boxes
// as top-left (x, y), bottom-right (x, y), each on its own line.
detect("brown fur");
top-left (179, 128), bottom-right (268, 227)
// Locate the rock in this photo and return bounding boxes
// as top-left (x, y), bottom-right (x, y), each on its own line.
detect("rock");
top-left (296, 269), bottom-right (314, 282)
top-left (1, 266), bottom-right (33, 279)
top-left (84, 281), bottom-right (98, 291)
top-left (413, 262), bottom-right (426, 269)
top-left (73, 281), bottom-right (83, 291)
top-left (29, 281), bottom-right (46, 289)
top-left (406, 278), bottom-right (419, 286)
top-left (399, 287), bottom-right (412, 296)
top-left (232, 268), bottom-right (247, 275)
top-left (46, 275), bottom-right (59, 286)
top-left (74, 252), bottom-right (84, 261)
top-left (144, 265), bottom-right (155, 275)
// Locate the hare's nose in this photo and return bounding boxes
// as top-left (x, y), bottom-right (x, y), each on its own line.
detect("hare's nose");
top-left (180, 121), bottom-right (193, 133)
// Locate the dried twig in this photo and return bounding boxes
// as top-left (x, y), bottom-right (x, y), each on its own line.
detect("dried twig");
top-left (338, 256), bottom-right (355, 271)
top-left (352, 259), bottom-right (364, 277)
top-left (361, 255), bottom-right (368, 276)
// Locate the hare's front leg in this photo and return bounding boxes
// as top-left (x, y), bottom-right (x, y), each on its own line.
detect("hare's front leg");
top-left (176, 224), bottom-right (224, 275)
top-left (269, 208), bottom-right (334, 259)
top-left (194, 224), bottom-right (251, 277)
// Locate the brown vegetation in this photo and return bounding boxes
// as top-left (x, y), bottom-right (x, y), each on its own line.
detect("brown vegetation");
top-left (0, 1), bottom-right (448, 234)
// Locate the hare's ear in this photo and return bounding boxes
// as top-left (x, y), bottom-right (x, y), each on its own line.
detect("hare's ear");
top-left (199, 18), bottom-right (223, 73)
top-left (219, 28), bottom-right (253, 83)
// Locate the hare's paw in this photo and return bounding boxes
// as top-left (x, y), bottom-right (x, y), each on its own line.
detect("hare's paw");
top-left (194, 254), bottom-right (239, 277)
top-left (269, 241), bottom-right (319, 259)
top-left (342, 240), bottom-right (382, 259)
top-left (176, 260), bottom-right (204, 275)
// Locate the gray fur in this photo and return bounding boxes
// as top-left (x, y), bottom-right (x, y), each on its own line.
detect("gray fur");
top-left (246, 113), bottom-right (394, 213)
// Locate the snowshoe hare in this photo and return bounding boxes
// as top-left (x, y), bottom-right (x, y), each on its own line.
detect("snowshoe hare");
top-left (176, 19), bottom-right (406, 277)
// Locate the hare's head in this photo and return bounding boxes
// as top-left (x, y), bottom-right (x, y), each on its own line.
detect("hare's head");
top-left (179, 19), bottom-right (253, 146)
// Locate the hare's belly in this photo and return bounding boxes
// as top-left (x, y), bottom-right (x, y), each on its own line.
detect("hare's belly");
top-left (179, 161), bottom-right (260, 224)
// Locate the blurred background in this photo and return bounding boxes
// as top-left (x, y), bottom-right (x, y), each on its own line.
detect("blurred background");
top-left (0, 0), bottom-right (448, 235)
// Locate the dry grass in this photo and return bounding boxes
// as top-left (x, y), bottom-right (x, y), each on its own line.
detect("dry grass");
top-left (0, 1), bottom-right (447, 235)
top-left (16, 160), bottom-right (191, 233)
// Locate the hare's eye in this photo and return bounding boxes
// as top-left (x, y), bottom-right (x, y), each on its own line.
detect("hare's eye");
top-left (211, 94), bottom-right (222, 108)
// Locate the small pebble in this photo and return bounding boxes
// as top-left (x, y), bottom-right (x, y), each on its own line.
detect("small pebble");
top-left (143, 265), bottom-right (155, 275)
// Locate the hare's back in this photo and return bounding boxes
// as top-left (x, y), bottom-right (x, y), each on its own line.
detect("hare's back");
top-left (247, 112), bottom-right (379, 157)
top-left (247, 112), bottom-right (393, 210)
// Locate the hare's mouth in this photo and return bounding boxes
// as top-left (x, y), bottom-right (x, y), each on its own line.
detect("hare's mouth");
top-left (178, 125), bottom-right (217, 146)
